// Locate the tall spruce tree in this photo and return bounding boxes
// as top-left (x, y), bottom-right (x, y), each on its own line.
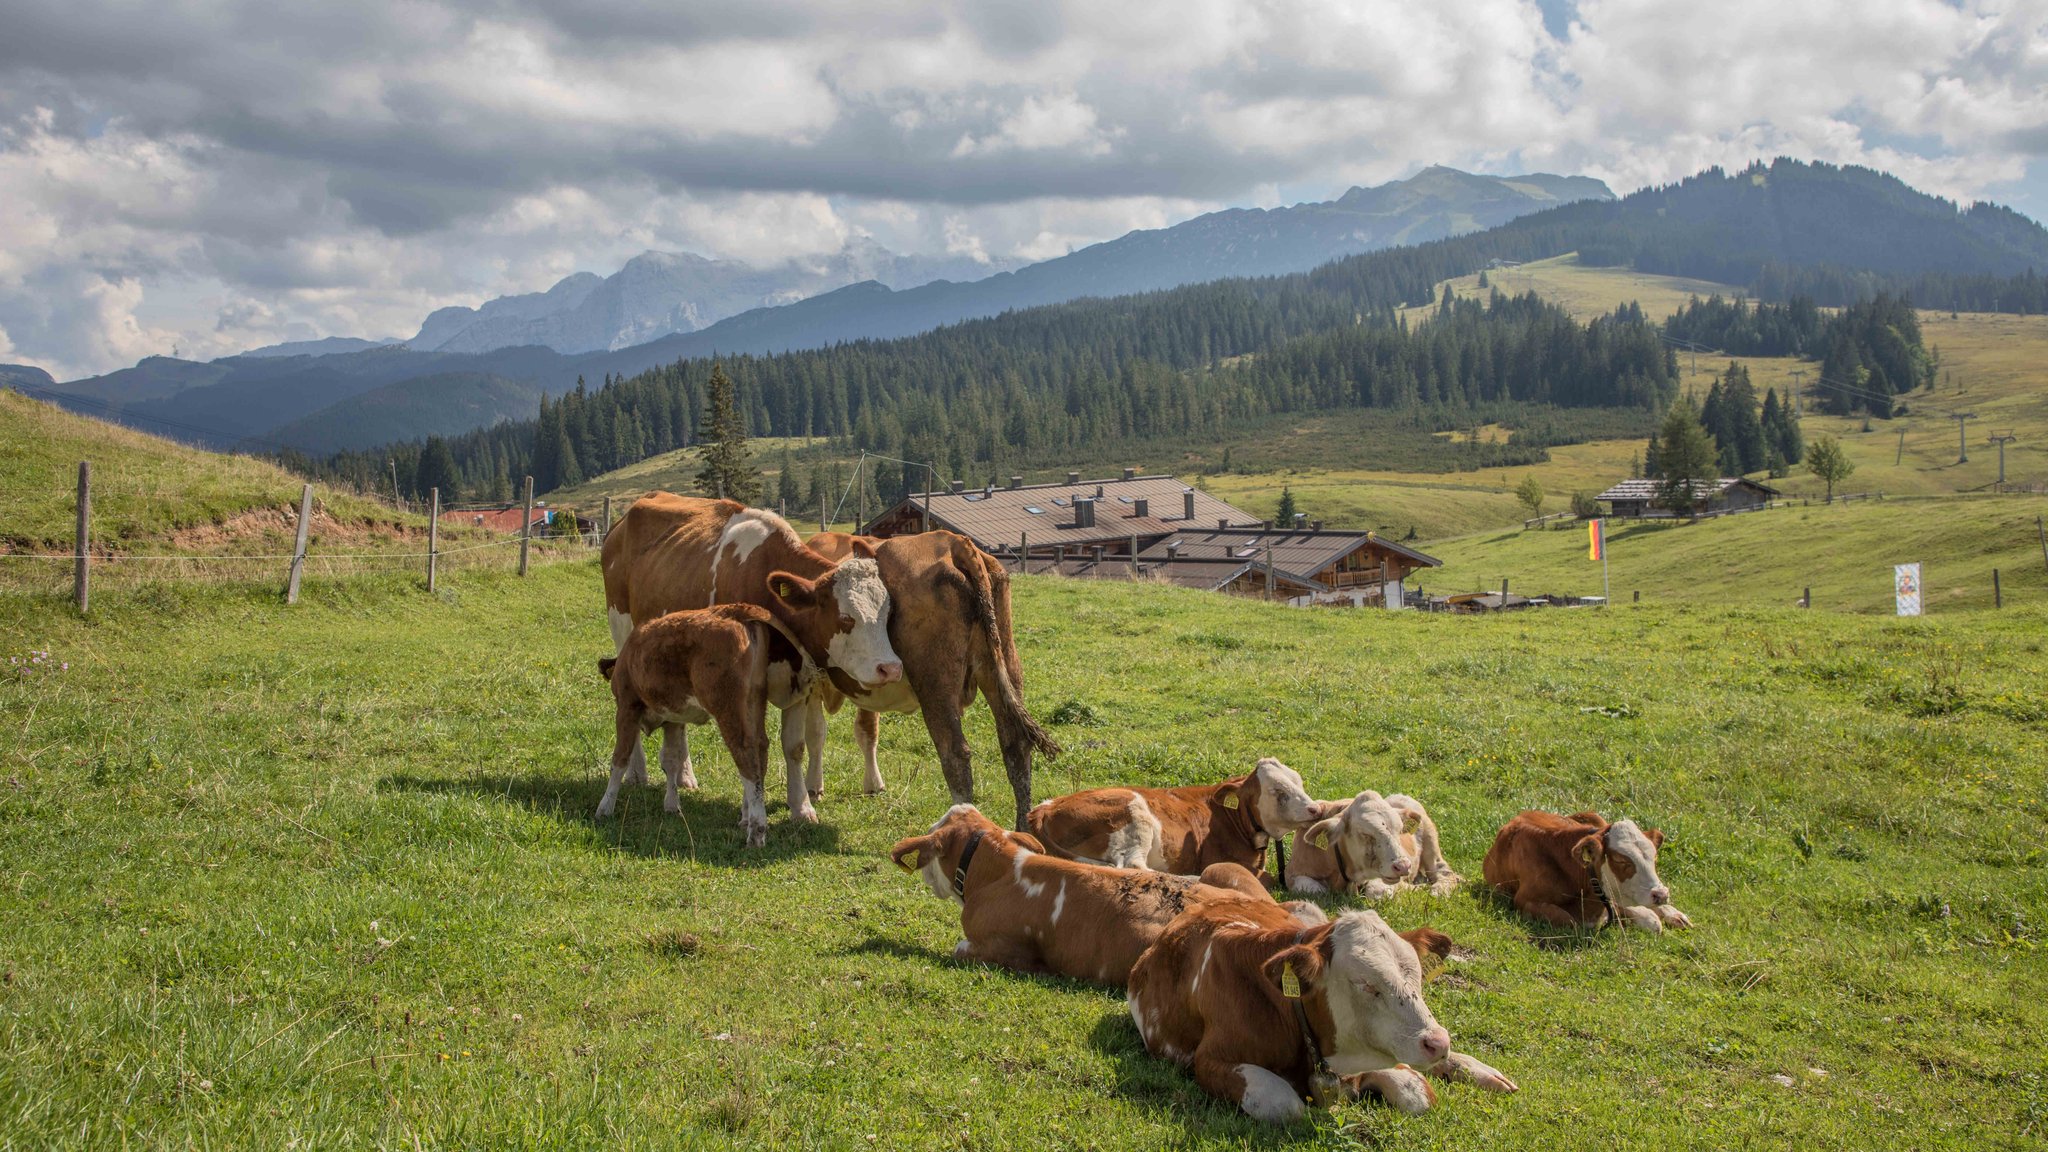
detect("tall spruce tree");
top-left (776, 447), bottom-right (801, 510)
top-left (1720, 363), bottom-right (1766, 474)
top-left (695, 363), bottom-right (758, 502)
top-left (1276, 486), bottom-right (1299, 524)
top-left (1655, 398), bottom-right (1718, 511)
top-left (416, 436), bottom-right (461, 503)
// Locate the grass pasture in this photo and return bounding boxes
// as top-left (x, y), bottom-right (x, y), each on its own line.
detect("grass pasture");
top-left (2, 563), bottom-right (2044, 1149)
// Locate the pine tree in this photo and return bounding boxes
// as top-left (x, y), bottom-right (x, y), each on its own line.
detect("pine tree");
top-left (695, 363), bottom-right (758, 502)
top-left (416, 436), bottom-right (461, 504)
top-left (1276, 486), bottom-right (1299, 525)
top-left (1719, 363), bottom-right (1766, 473)
top-left (553, 424), bottom-right (582, 490)
top-left (1655, 399), bottom-right (1718, 511)
top-left (490, 454), bottom-right (512, 503)
top-left (1643, 433), bottom-right (1662, 479)
top-left (776, 447), bottom-right (801, 510)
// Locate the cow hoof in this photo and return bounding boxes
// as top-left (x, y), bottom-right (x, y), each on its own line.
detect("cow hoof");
top-left (1659, 906), bottom-right (1694, 929)
top-left (624, 767), bottom-right (649, 788)
top-left (595, 801), bottom-right (617, 819)
top-left (677, 774), bottom-right (700, 791)
top-left (1378, 1069), bottom-right (1434, 1115)
top-left (863, 783), bottom-right (886, 797)
top-left (792, 805), bottom-right (820, 825)
top-left (663, 796), bottom-right (681, 815)
top-left (808, 789), bottom-right (824, 804)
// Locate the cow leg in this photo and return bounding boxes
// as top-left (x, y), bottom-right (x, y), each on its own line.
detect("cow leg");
top-left (597, 707), bottom-right (644, 819)
top-left (659, 722), bottom-right (690, 813)
top-left (855, 709), bottom-right (885, 795)
top-left (804, 698), bottom-right (827, 801)
top-left (716, 696), bottom-right (769, 849)
top-left (1515, 897), bottom-right (1587, 927)
top-left (920, 705), bottom-right (975, 809)
top-left (1426, 1051), bottom-right (1518, 1094)
top-left (1192, 1056), bottom-right (1304, 1125)
top-left (780, 705), bottom-right (819, 824)
top-left (1347, 1067), bottom-right (1436, 1115)
top-left (623, 732), bottom-right (650, 788)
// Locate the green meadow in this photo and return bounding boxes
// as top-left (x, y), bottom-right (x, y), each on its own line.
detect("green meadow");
top-left (2, 560), bottom-right (2043, 1149)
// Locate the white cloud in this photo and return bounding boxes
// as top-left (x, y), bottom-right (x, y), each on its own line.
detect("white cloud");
top-left (0, 0), bottom-right (2042, 377)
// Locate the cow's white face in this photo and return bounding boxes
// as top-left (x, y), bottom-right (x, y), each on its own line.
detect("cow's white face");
top-left (893, 803), bottom-right (982, 905)
top-left (1598, 819), bottom-right (1670, 908)
top-left (1322, 911), bottom-right (1450, 1072)
top-left (1251, 758), bottom-right (1323, 834)
top-left (822, 558), bottom-right (904, 688)
top-left (1311, 792), bottom-right (1417, 885)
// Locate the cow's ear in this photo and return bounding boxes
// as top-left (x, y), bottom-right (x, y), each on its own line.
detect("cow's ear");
top-left (889, 834), bottom-right (939, 873)
top-left (1567, 810), bottom-right (1605, 827)
top-left (1573, 832), bottom-right (1606, 872)
top-left (850, 537), bottom-right (879, 558)
top-left (1645, 827), bottom-right (1665, 850)
top-left (1007, 831), bottom-right (1046, 853)
top-left (768, 570), bottom-right (818, 608)
top-left (1261, 944), bottom-right (1325, 999)
top-left (1399, 927), bottom-right (1454, 965)
top-left (1303, 814), bottom-right (1343, 853)
top-left (1215, 781), bottom-right (1243, 811)
top-left (1396, 804), bottom-right (1424, 834)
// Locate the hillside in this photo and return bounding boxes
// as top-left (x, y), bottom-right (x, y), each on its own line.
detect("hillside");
top-left (0, 388), bottom-right (422, 558)
top-left (267, 371), bottom-right (545, 454)
top-left (1427, 495), bottom-right (2048, 613)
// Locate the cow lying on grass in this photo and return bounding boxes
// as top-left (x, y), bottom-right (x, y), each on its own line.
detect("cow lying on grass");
top-left (1024, 758), bottom-right (1327, 877)
top-left (598, 605), bottom-right (815, 847)
top-left (1128, 899), bottom-right (1516, 1123)
top-left (890, 804), bottom-right (1325, 985)
top-left (1481, 810), bottom-right (1693, 932)
top-left (1285, 792), bottom-right (1461, 899)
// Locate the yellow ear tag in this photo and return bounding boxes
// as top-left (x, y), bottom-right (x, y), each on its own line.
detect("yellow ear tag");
top-left (1280, 963), bottom-right (1302, 999)
top-left (1220, 793), bottom-right (1239, 809)
top-left (1311, 830), bottom-right (1330, 850)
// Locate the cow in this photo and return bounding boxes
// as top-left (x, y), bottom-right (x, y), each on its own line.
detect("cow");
top-left (1286, 792), bottom-right (1462, 899)
top-left (596, 605), bottom-right (811, 846)
top-left (1127, 899), bottom-right (1518, 1124)
top-left (601, 495), bottom-right (902, 826)
top-left (1024, 759), bottom-right (1327, 878)
top-left (1481, 810), bottom-right (1693, 932)
top-left (889, 804), bottom-right (1326, 986)
top-left (805, 529), bottom-right (1059, 828)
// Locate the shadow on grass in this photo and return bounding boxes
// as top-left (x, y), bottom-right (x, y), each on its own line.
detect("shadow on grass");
top-left (839, 935), bottom-right (1115, 998)
top-left (1464, 883), bottom-right (1610, 952)
top-left (382, 770), bottom-right (843, 868)
top-left (1084, 1012), bottom-right (1301, 1144)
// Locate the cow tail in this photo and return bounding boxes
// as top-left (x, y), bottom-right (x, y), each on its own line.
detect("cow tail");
top-left (961, 541), bottom-right (1060, 758)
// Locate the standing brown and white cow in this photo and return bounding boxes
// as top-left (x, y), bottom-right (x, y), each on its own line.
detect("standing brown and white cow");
top-left (805, 529), bottom-right (1058, 828)
top-left (602, 494), bottom-right (902, 835)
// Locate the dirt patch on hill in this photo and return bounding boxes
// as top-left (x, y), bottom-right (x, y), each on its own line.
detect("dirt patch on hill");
top-left (168, 504), bottom-right (422, 552)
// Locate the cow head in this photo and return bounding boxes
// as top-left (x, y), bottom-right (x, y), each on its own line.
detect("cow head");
top-left (1575, 818), bottom-right (1671, 909)
top-left (764, 557), bottom-right (903, 689)
top-left (889, 803), bottom-right (997, 905)
top-left (1264, 910), bottom-right (1450, 1072)
top-left (1227, 757), bottom-right (1324, 836)
top-left (1301, 791), bottom-right (1422, 888)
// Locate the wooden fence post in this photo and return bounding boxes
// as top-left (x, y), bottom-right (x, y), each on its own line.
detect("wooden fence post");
top-left (519, 476), bottom-right (534, 576)
top-left (1500, 577), bottom-right (1508, 611)
top-left (427, 487), bottom-right (440, 592)
top-left (74, 461), bottom-right (90, 613)
top-left (286, 483), bottom-right (313, 604)
top-left (1019, 532), bottom-right (1028, 573)
top-left (1130, 533), bottom-right (1139, 578)
top-left (1993, 568), bottom-right (2001, 609)
top-left (1802, 586), bottom-right (1811, 609)
top-left (2038, 515), bottom-right (2047, 572)
top-left (602, 495), bottom-right (612, 542)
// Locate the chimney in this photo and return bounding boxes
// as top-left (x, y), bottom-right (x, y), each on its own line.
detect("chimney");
top-left (1262, 520), bottom-right (1273, 531)
top-left (1074, 498), bottom-right (1096, 528)
top-left (1122, 467), bottom-right (1137, 480)
top-left (1166, 542), bottom-right (1181, 560)
top-left (1095, 485), bottom-right (1105, 498)
top-left (1183, 489), bottom-right (1196, 521)
top-left (1091, 544), bottom-right (1105, 563)
top-left (1218, 518), bottom-right (1229, 530)
top-left (1067, 471), bottom-right (1080, 485)
top-left (1133, 498), bottom-right (1149, 519)
top-left (1311, 520), bottom-right (1323, 531)
top-left (950, 479), bottom-right (964, 494)
top-left (984, 481), bottom-right (994, 497)
top-left (1008, 475), bottom-right (1023, 490)
top-left (1293, 513), bottom-right (1306, 531)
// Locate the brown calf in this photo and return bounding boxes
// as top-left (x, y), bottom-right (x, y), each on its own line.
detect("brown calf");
top-left (1481, 811), bottom-right (1692, 932)
top-left (597, 605), bottom-right (811, 847)
top-left (1127, 900), bottom-right (1516, 1124)
top-left (1025, 758), bottom-right (1327, 877)
top-left (890, 804), bottom-right (1324, 986)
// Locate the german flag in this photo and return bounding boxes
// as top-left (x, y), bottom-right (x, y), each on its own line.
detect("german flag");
top-left (1588, 518), bottom-right (1605, 561)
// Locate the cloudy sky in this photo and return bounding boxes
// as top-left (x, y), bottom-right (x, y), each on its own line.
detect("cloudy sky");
top-left (3, 0), bottom-right (2045, 379)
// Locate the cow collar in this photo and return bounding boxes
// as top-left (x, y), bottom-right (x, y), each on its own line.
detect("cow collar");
top-left (952, 829), bottom-right (986, 898)
top-left (1282, 930), bottom-right (1341, 1108)
top-left (1585, 862), bottom-right (1619, 926)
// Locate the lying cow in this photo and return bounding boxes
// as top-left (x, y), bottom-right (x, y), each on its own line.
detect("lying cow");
top-left (889, 804), bottom-right (1326, 986)
top-left (1481, 810), bottom-right (1693, 932)
top-left (1025, 758), bottom-right (1327, 877)
top-left (597, 605), bottom-right (811, 846)
top-left (1286, 791), bottom-right (1461, 899)
top-left (602, 495), bottom-right (902, 825)
top-left (1127, 899), bottom-right (1517, 1124)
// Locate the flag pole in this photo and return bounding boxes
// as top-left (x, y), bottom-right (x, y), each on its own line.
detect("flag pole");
top-left (1601, 521), bottom-right (1610, 607)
